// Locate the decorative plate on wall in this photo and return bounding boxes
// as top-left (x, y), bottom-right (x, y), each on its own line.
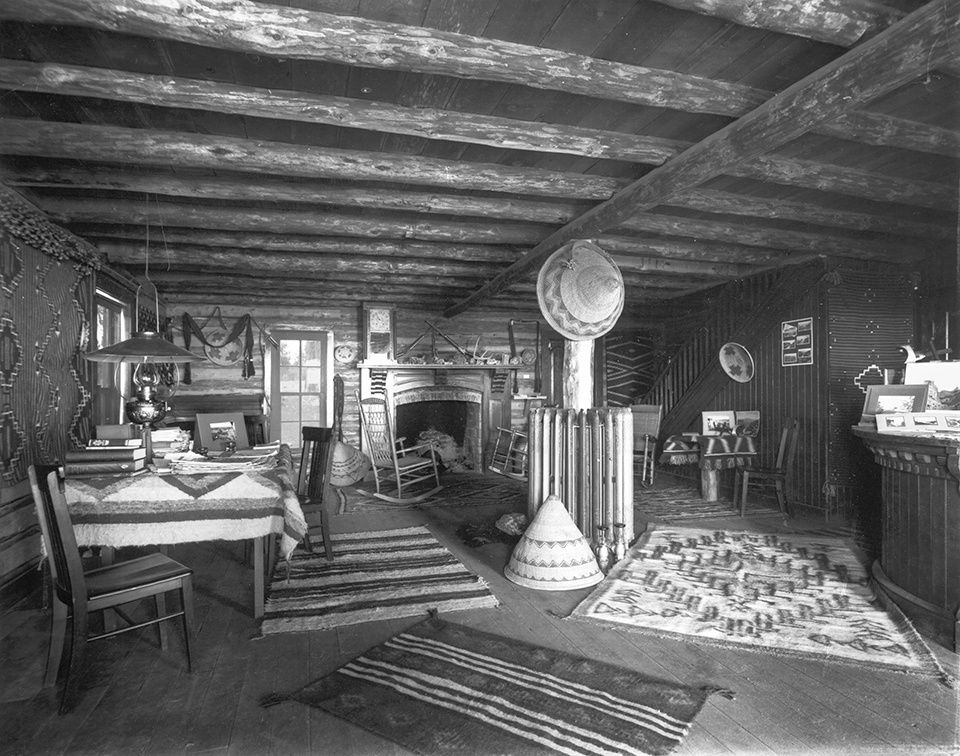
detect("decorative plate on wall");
top-left (719, 342), bottom-right (755, 383)
top-left (335, 344), bottom-right (357, 364)
top-left (203, 328), bottom-right (244, 366)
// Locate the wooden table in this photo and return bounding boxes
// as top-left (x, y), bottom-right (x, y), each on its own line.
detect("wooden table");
top-left (63, 450), bottom-right (306, 619)
top-left (660, 433), bottom-right (758, 502)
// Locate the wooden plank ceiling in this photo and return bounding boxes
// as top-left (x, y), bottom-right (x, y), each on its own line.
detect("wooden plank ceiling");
top-left (1, 0), bottom-right (957, 322)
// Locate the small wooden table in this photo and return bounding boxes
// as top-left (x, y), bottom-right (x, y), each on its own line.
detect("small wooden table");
top-left (63, 448), bottom-right (306, 618)
top-left (660, 433), bottom-right (758, 502)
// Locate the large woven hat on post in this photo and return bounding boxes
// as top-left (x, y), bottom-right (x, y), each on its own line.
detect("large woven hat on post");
top-left (504, 494), bottom-right (603, 591)
top-left (537, 240), bottom-right (624, 341)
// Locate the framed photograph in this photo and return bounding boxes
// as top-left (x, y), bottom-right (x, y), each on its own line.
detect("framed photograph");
top-left (734, 411), bottom-right (760, 437)
top-left (860, 385), bottom-right (927, 425)
top-left (782, 317), bottom-right (813, 367)
top-left (904, 363), bottom-right (960, 410)
top-left (196, 412), bottom-right (250, 453)
top-left (876, 414), bottom-right (908, 431)
top-left (702, 410), bottom-right (736, 436)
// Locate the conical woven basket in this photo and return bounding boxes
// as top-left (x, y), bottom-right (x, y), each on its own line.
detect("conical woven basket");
top-left (504, 494), bottom-right (603, 591)
top-left (330, 441), bottom-right (371, 487)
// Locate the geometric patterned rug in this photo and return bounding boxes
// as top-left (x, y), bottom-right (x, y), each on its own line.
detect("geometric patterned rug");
top-left (569, 525), bottom-right (954, 688)
top-left (336, 472), bottom-right (526, 514)
top-left (635, 485), bottom-right (782, 521)
top-left (261, 615), bottom-right (721, 756)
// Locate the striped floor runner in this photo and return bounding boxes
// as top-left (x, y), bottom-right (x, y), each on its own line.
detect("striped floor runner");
top-left (261, 616), bottom-right (713, 756)
top-left (260, 526), bottom-right (499, 635)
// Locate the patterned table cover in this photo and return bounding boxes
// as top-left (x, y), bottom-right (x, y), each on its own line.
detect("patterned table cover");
top-left (64, 447), bottom-right (307, 560)
top-left (660, 433), bottom-right (758, 470)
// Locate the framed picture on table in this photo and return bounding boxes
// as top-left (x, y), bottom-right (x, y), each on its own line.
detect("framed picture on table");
top-left (702, 410), bottom-right (736, 436)
top-left (859, 385), bottom-right (927, 426)
top-left (196, 412), bottom-right (250, 453)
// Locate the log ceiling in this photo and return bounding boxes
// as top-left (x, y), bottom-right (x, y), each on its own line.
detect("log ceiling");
top-left (0, 0), bottom-right (957, 322)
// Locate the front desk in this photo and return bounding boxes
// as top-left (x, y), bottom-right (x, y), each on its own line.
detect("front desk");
top-left (852, 426), bottom-right (960, 650)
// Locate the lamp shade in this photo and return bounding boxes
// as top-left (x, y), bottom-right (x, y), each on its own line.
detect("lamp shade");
top-left (84, 331), bottom-right (202, 364)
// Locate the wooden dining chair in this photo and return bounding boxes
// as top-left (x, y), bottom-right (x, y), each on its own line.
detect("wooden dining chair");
top-left (28, 465), bottom-right (195, 714)
top-left (298, 426), bottom-right (336, 559)
top-left (357, 393), bottom-right (443, 504)
top-left (734, 418), bottom-right (800, 517)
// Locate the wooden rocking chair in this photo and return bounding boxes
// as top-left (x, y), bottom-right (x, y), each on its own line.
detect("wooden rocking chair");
top-left (356, 394), bottom-right (443, 504)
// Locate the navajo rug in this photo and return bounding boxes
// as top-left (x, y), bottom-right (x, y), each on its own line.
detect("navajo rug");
top-left (337, 472), bottom-right (526, 514)
top-left (261, 616), bottom-right (717, 756)
top-left (570, 526), bottom-right (953, 686)
top-left (635, 485), bottom-right (781, 521)
top-left (260, 527), bottom-right (499, 634)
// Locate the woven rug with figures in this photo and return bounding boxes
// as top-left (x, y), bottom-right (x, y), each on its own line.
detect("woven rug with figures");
top-left (635, 485), bottom-right (782, 521)
top-left (569, 525), bottom-right (954, 687)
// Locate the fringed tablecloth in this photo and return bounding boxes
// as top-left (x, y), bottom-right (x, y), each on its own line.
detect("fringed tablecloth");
top-left (660, 433), bottom-right (758, 469)
top-left (64, 446), bottom-right (306, 560)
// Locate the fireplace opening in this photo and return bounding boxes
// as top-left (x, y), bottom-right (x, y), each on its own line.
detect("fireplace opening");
top-left (395, 398), bottom-right (481, 472)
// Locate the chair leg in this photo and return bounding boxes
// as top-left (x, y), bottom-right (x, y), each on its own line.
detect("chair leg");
top-left (739, 471), bottom-right (750, 517)
top-left (155, 593), bottom-right (169, 651)
top-left (44, 598), bottom-right (68, 688)
top-left (775, 480), bottom-right (789, 517)
top-left (733, 471), bottom-right (741, 514)
top-left (60, 610), bottom-right (89, 714)
top-left (180, 578), bottom-right (194, 673)
top-left (320, 507), bottom-right (334, 561)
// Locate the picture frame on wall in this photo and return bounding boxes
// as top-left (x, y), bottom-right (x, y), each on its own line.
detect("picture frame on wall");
top-left (859, 385), bottom-right (927, 426)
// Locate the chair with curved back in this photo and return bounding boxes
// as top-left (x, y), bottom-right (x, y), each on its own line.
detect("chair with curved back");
top-left (734, 417), bottom-right (800, 517)
top-left (298, 425), bottom-right (336, 559)
top-left (356, 393), bottom-right (443, 504)
top-left (28, 465), bottom-right (194, 714)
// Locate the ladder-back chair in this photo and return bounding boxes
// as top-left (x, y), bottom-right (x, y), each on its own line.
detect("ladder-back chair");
top-left (28, 465), bottom-right (194, 714)
top-left (356, 394), bottom-right (443, 504)
top-left (734, 417), bottom-right (800, 517)
top-left (298, 426), bottom-right (336, 559)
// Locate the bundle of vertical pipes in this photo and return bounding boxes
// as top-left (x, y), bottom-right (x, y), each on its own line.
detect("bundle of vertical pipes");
top-left (527, 407), bottom-right (634, 567)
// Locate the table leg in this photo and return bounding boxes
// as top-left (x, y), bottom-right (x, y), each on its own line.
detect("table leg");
top-left (254, 536), bottom-right (264, 619)
top-left (701, 468), bottom-right (720, 502)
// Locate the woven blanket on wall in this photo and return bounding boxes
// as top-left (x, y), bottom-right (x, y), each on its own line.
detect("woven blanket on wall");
top-left (260, 526), bottom-right (499, 634)
top-left (570, 526), bottom-right (953, 687)
top-left (261, 616), bottom-right (719, 756)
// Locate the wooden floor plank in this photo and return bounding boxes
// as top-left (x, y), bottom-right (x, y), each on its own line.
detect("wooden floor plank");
top-left (3, 472), bottom-right (958, 756)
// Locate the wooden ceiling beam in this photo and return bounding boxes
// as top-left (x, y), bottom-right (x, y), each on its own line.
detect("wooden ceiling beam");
top-left (1, 0), bottom-right (766, 117)
top-left (41, 198), bottom-right (554, 246)
top-left (44, 193), bottom-right (924, 261)
top-left (652, 0), bottom-right (960, 78)
top-left (0, 119), bottom-right (624, 201)
top-left (651, 0), bottom-right (904, 46)
top-left (4, 58), bottom-right (955, 158)
top-left (5, 119), bottom-right (950, 219)
top-left (45, 192), bottom-right (923, 261)
top-left (444, 0), bottom-right (958, 316)
top-left (10, 163), bottom-right (949, 239)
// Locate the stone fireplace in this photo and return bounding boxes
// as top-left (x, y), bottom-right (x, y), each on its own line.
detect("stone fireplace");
top-left (359, 364), bottom-right (500, 471)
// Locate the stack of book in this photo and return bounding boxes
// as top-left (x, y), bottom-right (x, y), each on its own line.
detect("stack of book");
top-left (62, 442), bottom-right (147, 478)
top-left (151, 427), bottom-right (192, 457)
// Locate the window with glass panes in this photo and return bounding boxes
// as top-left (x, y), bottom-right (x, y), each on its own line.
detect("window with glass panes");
top-left (276, 334), bottom-right (330, 449)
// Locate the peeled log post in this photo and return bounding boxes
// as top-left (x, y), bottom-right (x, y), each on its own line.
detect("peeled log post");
top-left (562, 340), bottom-right (594, 411)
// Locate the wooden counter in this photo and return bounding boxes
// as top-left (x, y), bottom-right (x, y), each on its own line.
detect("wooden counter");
top-left (851, 426), bottom-right (960, 650)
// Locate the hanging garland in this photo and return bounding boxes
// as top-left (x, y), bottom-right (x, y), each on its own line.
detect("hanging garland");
top-left (0, 185), bottom-right (102, 274)
top-left (181, 311), bottom-right (258, 381)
